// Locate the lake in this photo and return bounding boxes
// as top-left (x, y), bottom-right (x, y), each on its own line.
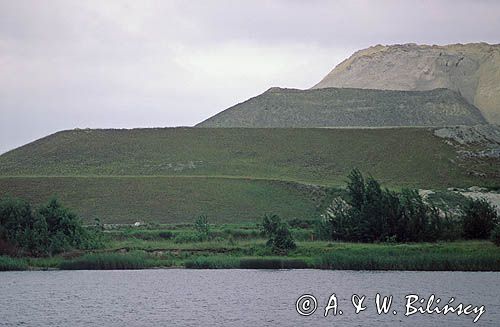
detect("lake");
top-left (0, 269), bottom-right (499, 326)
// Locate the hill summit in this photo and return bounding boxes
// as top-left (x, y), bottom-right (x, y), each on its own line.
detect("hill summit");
top-left (313, 43), bottom-right (500, 124)
top-left (196, 87), bottom-right (485, 128)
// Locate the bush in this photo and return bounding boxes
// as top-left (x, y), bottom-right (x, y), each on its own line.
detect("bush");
top-left (462, 198), bottom-right (498, 239)
top-left (194, 215), bottom-right (211, 241)
top-left (261, 214), bottom-right (296, 255)
top-left (0, 196), bottom-right (102, 256)
top-left (491, 225), bottom-right (500, 246)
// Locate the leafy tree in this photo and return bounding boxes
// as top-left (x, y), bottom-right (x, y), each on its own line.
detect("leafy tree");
top-left (322, 197), bottom-right (357, 241)
top-left (400, 190), bottom-right (422, 241)
top-left (261, 214), bottom-right (296, 254)
top-left (0, 197), bottom-right (34, 245)
top-left (346, 169), bottom-right (365, 210)
top-left (361, 178), bottom-right (388, 242)
top-left (462, 198), bottom-right (498, 239)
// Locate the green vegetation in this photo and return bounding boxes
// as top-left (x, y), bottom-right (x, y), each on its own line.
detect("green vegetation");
top-left (194, 215), bottom-right (211, 241)
top-left (319, 170), bottom-right (457, 242)
top-left (317, 170), bottom-right (500, 243)
top-left (239, 257), bottom-right (308, 269)
top-left (0, 122), bottom-right (497, 273)
top-left (314, 245), bottom-right (500, 271)
top-left (0, 127), bottom-right (497, 224)
top-left (261, 214), bottom-right (296, 254)
top-left (0, 177), bottom-right (321, 224)
top-left (0, 197), bottom-right (101, 256)
top-left (59, 253), bottom-right (154, 270)
top-left (197, 87), bottom-right (485, 127)
top-left (0, 255), bottom-right (28, 271)
top-left (1, 204), bottom-right (499, 272)
top-left (1, 170), bottom-right (499, 272)
top-left (491, 225), bottom-right (500, 246)
top-left (184, 255), bottom-right (240, 269)
top-left (0, 127), bottom-right (496, 187)
top-left (462, 198), bottom-right (498, 239)
top-left (1, 219), bottom-right (499, 271)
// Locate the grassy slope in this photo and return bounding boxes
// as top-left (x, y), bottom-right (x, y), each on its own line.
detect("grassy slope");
top-left (0, 127), bottom-right (497, 223)
top-left (0, 177), bottom-right (325, 224)
top-left (0, 127), bottom-right (494, 187)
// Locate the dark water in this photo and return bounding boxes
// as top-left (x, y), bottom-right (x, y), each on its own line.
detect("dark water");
top-left (0, 269), bottom-right (499, 326)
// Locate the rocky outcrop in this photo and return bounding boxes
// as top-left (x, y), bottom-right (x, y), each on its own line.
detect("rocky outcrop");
top-left (313, 43), bottom-right (500, 124)
top-left (434, 124), bottom-right (500, 158)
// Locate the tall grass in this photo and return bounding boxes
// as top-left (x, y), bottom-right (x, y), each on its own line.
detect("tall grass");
top-left (184, 256), bottom-right (239, 269)
top-left (59, 253), bottom-right (151, 270)
top-left (0, 256), bottom-right (28, 271)
top-left (313, 251), bottom-right (500, 271)
top-left (239, 257), bottom-right (309, 269)
top-left (184, 256), bottom-right (310, 269)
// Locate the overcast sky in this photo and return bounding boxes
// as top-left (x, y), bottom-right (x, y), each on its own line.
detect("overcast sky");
top-left (1, 0), bottom-right (499, 154)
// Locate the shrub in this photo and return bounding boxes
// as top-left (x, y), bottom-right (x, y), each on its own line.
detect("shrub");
top-left (194, 215), bottom-right (211, 241)
top-left (462, 198), bottom-right (498, 239)
top-left (319, 169), bottom-right (450, 243)
top-left (261, 214), bottom-right (296, 255)
top-left (0, 196), bottom-right (102, 256)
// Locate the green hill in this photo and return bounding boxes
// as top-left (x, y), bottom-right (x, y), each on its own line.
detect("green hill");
top-left (196, 87), bottom-right (486, 127)
top-left (0, 127), bottom-right (497, 223)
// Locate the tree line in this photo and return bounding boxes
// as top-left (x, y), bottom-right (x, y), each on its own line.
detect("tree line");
top-left (0, 197), bottom-right (102, 256)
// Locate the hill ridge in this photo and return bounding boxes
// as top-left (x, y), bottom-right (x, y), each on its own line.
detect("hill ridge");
top-left (196, 87), bottom-right (486, 128)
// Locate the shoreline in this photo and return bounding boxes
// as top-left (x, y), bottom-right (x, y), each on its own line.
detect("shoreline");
top-left (11, 267), bottom-right (500, 272)
top-left (3, 239), bottom-right (500, 272)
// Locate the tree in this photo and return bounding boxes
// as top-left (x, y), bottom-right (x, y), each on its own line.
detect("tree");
top-left (261, 214), bottom-right (296, 254)
top-left (346, 169), bottom-right (365, 210)
top-left (322, 197), bottom-right (356, 241)
top-left (462, 198), bottom-right (498, 239)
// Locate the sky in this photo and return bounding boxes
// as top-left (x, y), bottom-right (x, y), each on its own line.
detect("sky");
top-left (1, 0), bottom-right (500, 154)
